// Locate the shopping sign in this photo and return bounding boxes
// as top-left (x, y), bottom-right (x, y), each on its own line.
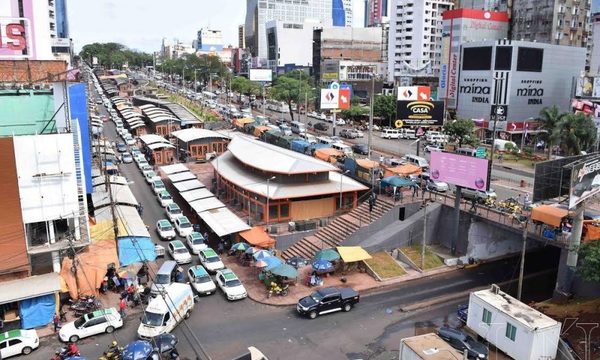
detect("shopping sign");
top-left (320, 88), bottom-right (351, 110)
top-left (397, 86), bottom-right (431, 101)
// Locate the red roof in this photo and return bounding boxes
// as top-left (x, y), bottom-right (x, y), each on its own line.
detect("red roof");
top-left (443, 9), bottom-right (509, 22)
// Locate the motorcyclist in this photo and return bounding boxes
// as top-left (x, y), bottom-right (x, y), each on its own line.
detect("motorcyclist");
top-left (67, 342), bottom-right (79, 356)
top-left (105, 340), bottom-right (121, 359)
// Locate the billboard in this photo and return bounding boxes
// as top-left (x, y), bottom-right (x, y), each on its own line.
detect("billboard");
top-left (320, 89), bottom-right (338, 109)
top-left (430, 152), bottom-right (490, 190)
top-left (396, 100), bottom-right (444, 127)
top-left (397, 86), bottom-right (431, 101)
top-left (249, 69), bottom-right (273, 82)
top-left (0, 17), bottom-right (32, 59)
top-left (569, 156), bottom-right (600, 209)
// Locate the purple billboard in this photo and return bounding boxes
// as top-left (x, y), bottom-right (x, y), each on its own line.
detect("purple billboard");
top-left (430, 152), bottom-right (490, 190)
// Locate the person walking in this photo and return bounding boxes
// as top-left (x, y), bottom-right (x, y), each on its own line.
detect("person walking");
top-left (53, 313), bottom-right (60, 333)
top-left (470, 197), bottom-right (477, 212)
top-left (119, 296), bottom-right (127, 318)
top-left (368, 196), bottom-right (374, 212)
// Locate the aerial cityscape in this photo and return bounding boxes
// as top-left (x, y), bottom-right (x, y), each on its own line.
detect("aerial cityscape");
top-left (0, 0), bottom-right (600, 360)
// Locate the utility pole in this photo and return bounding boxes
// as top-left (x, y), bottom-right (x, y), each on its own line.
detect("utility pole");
top-left (368, 75), bottom-right (375, 158)
top-left (421, 199), bottom-right (428, 270)
top-left (517, 218), bottom-right (528, 301)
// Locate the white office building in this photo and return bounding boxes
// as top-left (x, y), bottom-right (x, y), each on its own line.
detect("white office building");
top-left (388, 0), bottom-right (454, 83)
top-left (245, 0), bottom-right (333, 61)
top-left (266, 19), bottom-right (322, 70)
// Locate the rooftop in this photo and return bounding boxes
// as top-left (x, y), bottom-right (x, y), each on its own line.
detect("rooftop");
top-left (160, 163), bottom-right (190, 175)
top-left (472, 286), bottom-right (559, 330)
top-left (225, 136), bottom-right (339, 175)
top-left (401, 333), bottom-right (464, 360)
top-left (171, 128), bottom-right (230, 143)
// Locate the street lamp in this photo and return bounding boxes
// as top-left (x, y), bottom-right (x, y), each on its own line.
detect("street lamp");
top-left (266, 176), bottom-right (276, 229)
top-left (339, 170), bottom-right (350, 210)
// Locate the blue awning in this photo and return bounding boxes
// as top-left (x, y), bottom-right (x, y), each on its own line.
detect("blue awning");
top-left (118, 237), bottom-right (157, 266)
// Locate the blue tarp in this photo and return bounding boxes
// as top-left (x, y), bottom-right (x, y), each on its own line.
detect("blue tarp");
top-left (69, 83), bottom-right (93, 194)
top-left (19, 293), bottom-right (55, 329)
top-left (118, 237), bottom-right (157, 267)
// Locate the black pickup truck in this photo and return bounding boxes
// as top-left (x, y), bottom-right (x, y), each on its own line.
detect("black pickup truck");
top-left (296, 287), bottom-right (359, 319)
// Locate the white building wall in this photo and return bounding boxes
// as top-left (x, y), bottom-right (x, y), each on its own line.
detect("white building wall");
top-left (267, 19), bottom-right (321, 68)
top-left (591, 15), bottom-right (600, 75)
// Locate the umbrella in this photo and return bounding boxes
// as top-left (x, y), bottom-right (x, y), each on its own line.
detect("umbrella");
top-left (122, 341), bottom-right (155, 360)
top-left (381, 176), bottom-right (417, 188)
top-left (245, 246), bottom-right (259, 254)
top-left (263, 256), bottom-right (283, 271)
top-left (314, 248), bottom-right (341, 262)
top-left (312, 259), bottom-right (333, 272)
top-left (231, 242), bottom-right (250, 251)
top-left (255, 259), bottom-right (268, 268)
top-left (154, 333), bottom-right (178, 353)
top-left (270, 264), bottom-right (298, 278)
top-left (286, 256), bottom-right (308, 268)
top-left (253, 249), bottom-right (272, 261)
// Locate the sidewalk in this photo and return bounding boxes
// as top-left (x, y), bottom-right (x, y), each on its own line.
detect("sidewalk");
top-left (223, 255), bottom-right (456, 306)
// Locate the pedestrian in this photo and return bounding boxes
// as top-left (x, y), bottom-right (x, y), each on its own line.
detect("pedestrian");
top-left (470, 197), bottom-right (477, 212)
top-left (413, 186), bottom-right (419, 198)
top-left (53, 313), bottom-right (60, 333)
top-left (119, 296), bottom-right (127, 318)
top-left (217, 241), bottom-right (224, 255)
top-left (379, 154), bottom-right (384, 163)
top-left (203, 231), bottom-right (209, 242)
top-left (372, 192), bottom-right (378, 206)
top-left (524, 193), bottom-right (530, 206)
top-left (368, 197), bottom-right (373, 212)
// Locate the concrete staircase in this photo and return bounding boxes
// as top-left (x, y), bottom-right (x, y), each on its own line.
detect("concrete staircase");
top-left (282, 197), bottom-right (396, 261)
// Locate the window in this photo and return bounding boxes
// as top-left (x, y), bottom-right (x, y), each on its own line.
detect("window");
top-left (0, 341), bottom-right (6, 349)
top-left (516, 47), bottom-right (543, 72)
top-left (280, 203), bottom-right (289, 218)
top-left (462, 47), bottom-right (493, 70)
top-left (163, 312), bottom-right (171, 326)
top-left (8, 339), bottom-right (22, 346)
top-left (482, 308), bottom-right (492, 325)
top-left (494, 46), bottom-right (512, 70)
top-left (505, 322), bottom-right (517, 341)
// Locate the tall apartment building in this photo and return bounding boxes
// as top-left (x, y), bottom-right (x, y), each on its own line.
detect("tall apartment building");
top-left (388, 0), bottom-right (454, 84)
top-left (511, 0), bottom-right (591, 48)
top-left (239, 25), bottom-right (246, 49)
top-left (196, 29), bottom-right (224, 52)
top-left (590, 12), bottom-right (600, 75)
top-left (366, 0), bottom-right (392, 27)
top-left (245, 0), bottom-right (333, 61)
top-left (454, 0), bottom-right (509, 11)
top-left (333, 0), bottom-right (353, 26)
top-left (49, 0), bottom-right (73, 64)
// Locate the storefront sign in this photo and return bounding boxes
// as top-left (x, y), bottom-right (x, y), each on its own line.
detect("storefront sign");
top-left (396, 100), bottom-right (444, 127)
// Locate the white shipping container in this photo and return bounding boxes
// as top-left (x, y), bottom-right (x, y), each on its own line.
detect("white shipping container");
top-left (466, 285), bottom-right (561, 360)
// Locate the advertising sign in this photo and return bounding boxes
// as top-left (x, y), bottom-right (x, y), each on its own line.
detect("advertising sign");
top-left (569, 156), bottom-right (600, 209)
top-left (488, 105), bottom-right (508, 130)
top-left (430, 152), bottom-right (490, 191)
top-left (446, 52), bottom-right (459, 108)
top-left (320, 89), bottom-right (339, 109)
top-left (0, 17), bottom-right (32, 59)
top-left (398, 86), bottom-right (431, 101)
top-left (338, 88), bottom-right (350, 109)
top-left (396, 100), bottom-right (444, 127)
top-left (249, 69), bottom-right (273, 82)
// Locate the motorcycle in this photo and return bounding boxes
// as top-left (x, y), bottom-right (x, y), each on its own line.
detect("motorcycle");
top-left (69, 295), bottom-right (102, 315)
top-left (267, 282), bottom-right (289, 298)
top-left (98, 344), bottom-right (123, 360)
top-left (51, 347), bottom-right (80, 360)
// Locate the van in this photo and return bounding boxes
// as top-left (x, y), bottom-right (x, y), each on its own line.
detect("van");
top-left (299, 133), bottom-right (317, 144)
top-left (403, 154), bottom-right (429, 169)
top-left (381, 129), bottom-right (400, 139)
top-left (456, 148), bottom-right (477, 157)
top-left (493, 139), bottom-right (519, 152)
top-left (151, 261), bottom-right (179, 296)
top-left (428, 134), bottom-right (447, 144)
top-left (137, 283), bottom-right (194, 339)
top-left (279, 124), bottom-right (292, 136)
top-left (290, 121), bottom-right (306, 134)
top-left (426, 131), bottom-right (442, 142)
top-left (317, 136), bottom-right (334, 145)
top-left (332, 143), bottom-right (353, 157)
top-left (399, 129), bottom-right (416, 139)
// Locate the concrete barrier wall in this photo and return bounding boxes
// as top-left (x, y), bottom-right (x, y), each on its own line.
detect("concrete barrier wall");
top-left (273, 229), bottom-right (317, 251)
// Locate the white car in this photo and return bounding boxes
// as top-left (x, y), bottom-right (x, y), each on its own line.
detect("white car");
top-left (157, 190), bottom-right (174, 207)
top-left (152, 180), bottom-right (166, 194)
top-left (59, 308), bottom-right (123, 343)
top-left (0, 329), bottom-right (39, 358)
top-left (145, 171), bottom-right (160, 184)
top-left (156, 219), bottom-right (176, 240)
top-left (215, 268), bottom-right (247, 301)
top-left (154, 244), bottom-right (165, 257)
top-left (121, 152), bottom-right (133, 163)
top-left (336, 118), bottom-right (346, 126)
top-left (187, 265), bottom-right (217, 295)
top-left (166, 203), bottom-right (183, 223)
top-left (354, 129), bottom-right (364, 138)
top-left (425, 144), bottom-right (444, 152)
top-left (426, 179), bottom-right (449, 192)
top-left (140, 164), bottom-right (153, 176)
top-left (199, 248), bottom-right (225, 273)
top-left (168, 240), bottom-right (192, 264)
top-left (186, 232), bottom-right (208, 254)
top-left (174, 216), bottom-right (194, 237)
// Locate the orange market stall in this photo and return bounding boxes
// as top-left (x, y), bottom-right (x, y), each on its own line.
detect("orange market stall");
top-left (238, 226), bottom-right (276, 249)
top-left (383, 163), bottom-right (422, 177)
top-left (314, 148), bottom-right (344, 163)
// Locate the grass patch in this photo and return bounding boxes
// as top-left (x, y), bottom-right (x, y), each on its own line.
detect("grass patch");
top-left (157, 90), bottom-right (219, 122)
top-left (400, 245), bottom-right (444, 270)
top-left (364, 252), bottom-right (406, 279)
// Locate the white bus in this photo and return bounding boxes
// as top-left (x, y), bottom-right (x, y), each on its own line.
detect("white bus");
top-left (266, 100), bottom-right (287, 113)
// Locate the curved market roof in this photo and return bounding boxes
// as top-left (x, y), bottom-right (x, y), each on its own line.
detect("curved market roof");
top-left (226, 136), bottom-right (338, 175)
top-left (171, 128), bottom-right (230, 143)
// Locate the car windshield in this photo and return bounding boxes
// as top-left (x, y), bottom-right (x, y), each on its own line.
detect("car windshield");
top-left (161, 194), bottom-right (171, 200)
top-left (311, 292), bottom-right (324, 302)
top-left (174, 248), bottom-right (188, 254)
top-left (74, 316), bottom-right (86, 328)
top-left (225, 279), bottom-right (242, 287)
top-left (141, 311), bottom-right (164, 327)
top-left (205, 256), bottom-right (220, 263)
top-left (179, 221), bottom-right (192, 228)
top-left (192, 238), bottom-right (204, 245)
top-left (155, 274), bottom-right (170, 284)
top-left (195, 275), bottom-right (211, 283)
top-left (170, 208), bottom-right (181, 215)
top-left (160, 224), bottom-right (173, 231)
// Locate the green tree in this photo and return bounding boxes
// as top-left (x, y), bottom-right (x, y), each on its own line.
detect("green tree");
top-left (341, 105), bottom-right (367, 122)
top-left (231, 76), bottom-right (260, 99)
top-left (443, 118), bottom-right (478, 147)
top-left (555, 112), bottom-right (597, 156)
top-left (270, 74), bottom-right (311, 121)
top-left (373, 95), bottom-right (396, 126)
top-left (538, 105), bottom-right (567, 158)
top-left (578, 241), bottom-right (600, 283)
top-left (80, 42), bottom-right (152, 69)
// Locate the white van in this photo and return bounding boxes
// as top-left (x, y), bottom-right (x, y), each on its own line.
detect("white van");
top-left (299, 133), bottom-right (317, 144)
top-left (381, 129), bottom-right (400, 139)
top-left (403, 154), bottom-right (429, 169)
top-left (138, 283), bottom-right (194, 339)
top-left (428, 134), bottom-right (447, 144)
top-left (290, 121), bottom-right (307, 134)
top-left (400, 129), bottom-right (416, 139)
top-left (332, 143), bottom-right (353, 157)
top-left (494, 139), bottom-right (519, 152)
top-left (317, 136), bottom-right (334, 145)
top-left (426, 131), bottom-right (442, 142)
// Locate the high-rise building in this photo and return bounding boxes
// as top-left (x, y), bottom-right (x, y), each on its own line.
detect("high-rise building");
top-left (511, 0), bottom-right (591, 48)
top-left (333, 0), bottom-right (353, 27)
top-left (388, 0), bottom-right (454, 84)
top-left (245, 0), bottom-right (333, 60)
top-left (239, 25), bottom-right (246, 49)
top-left (48, 0), bottom-right (73, 64)
top-left (590, 12), bottom-right (600, 75)
top-left (453, 0), bottom-right (508, 11)
top-left (366, 0), bottom-right (391, 27)
top-left (267, 19), bottom-right (322, 71)
top-left (196, 29), bottom-right (224, 52)
top-left (440, 9), bottom-right (510, 109)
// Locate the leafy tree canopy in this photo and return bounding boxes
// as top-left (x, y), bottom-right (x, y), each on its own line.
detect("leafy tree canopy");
top-left (443, 118), bottom-right (479, 147)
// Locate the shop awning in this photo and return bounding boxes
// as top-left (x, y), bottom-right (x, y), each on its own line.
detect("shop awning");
top-left (531, 205), bottom-right (569, 227)
top-left (385, 164), bottom-right (422, 177)
top-left (0, 273), bottom-right (61, 305)
top-left (336, 246), bottom-right (372, 263)
top-left (189, 197), bottom-right (225, 214)
top-left (356, 158), bottom-right (379, 169)
top-left (239, 227), bottom-right (276, 248)
top-left (199, 207), bottom-right (250, 237)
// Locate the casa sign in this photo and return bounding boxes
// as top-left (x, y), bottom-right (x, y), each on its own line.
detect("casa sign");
top-left (0, 17), bottom-right (31, 59)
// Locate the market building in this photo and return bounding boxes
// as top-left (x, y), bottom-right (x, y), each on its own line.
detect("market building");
top-left (171, 128), bottom-right (230, 162)
top-left (213, 136), bottom-right (368, 224)
top-left (139, 134), bottom-right (176, 165)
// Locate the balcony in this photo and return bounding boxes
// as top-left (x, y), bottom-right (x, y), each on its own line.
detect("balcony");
top-left (26, 217), bottom-right (89, 255)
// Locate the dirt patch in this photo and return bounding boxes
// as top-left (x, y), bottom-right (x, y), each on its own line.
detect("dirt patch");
top-left (533, 298), bottom-right (600, 360)
top-left (401, 246), bottom-right (444, 270)
top-left (364, 252), bottom-right (406, 279)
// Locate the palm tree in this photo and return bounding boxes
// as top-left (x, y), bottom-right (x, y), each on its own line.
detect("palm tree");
top-left (538, 105), bottom-right (567, 158)
top-left (555, 112), bottom-right (597, 156)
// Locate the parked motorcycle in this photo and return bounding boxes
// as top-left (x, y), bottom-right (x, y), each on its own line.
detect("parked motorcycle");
top-left (69, 295), bottom-right (101, 315)
top-left (267, 282), bottom-right (289, 298)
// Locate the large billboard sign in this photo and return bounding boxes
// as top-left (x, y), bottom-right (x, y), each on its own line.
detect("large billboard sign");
top-left (320, 88), bottom-right (351, 110)
top-left (397, 86), bottom-right (431, 101)
top-left (430, 152), bottom-right (490, 190)
top-left (569, 156), bottom-right (600, 209)
top-left (249, 69), bottom-right (273, 82)
top-left (0, 17), bottom-right (32, 59)
top-left (395, 100), bottom-right (444, 127)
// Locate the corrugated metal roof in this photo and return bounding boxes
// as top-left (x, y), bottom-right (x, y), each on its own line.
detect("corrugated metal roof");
top-left (189, 197), bottom-right (225, 214)
top-left (147, 142), bottom-right (175, 150)
top-left (179, 188), bottom-right (214, 203)
top-left (160, 163), bottom-right (189, 175)
top-left (172, 128), bottom-right (230, 143)
top-left (173, 179), bottom-right (205, 193)
top-left (139, 134), bottom-right (170, 146)
top-left (92, 184), bottom-right (138, 208)
top-left (95, 204), bottom-right (150, 238)
top-left (168, 171), bottom-right (196, 183)
top-left (92, 175), bottom-right (128, 187)
top-left (199, 207), bottom-right (250, 237)
top-left (163, 103), bottom-right (203, 124)
top-left (226, 136), bottom-right (338, 175)
top-left (0, 272), bottom-right (61, 305)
